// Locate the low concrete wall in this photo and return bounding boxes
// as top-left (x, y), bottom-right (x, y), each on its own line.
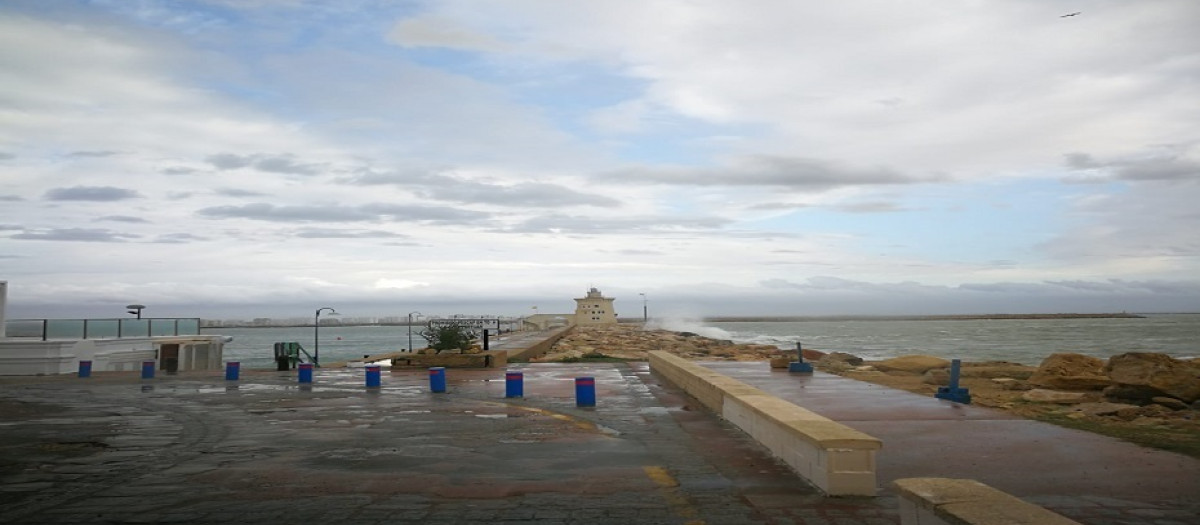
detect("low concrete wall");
top-left (649, 351), bottom-right (881, 496)
top-left (0, 336), bottom-right (225, 375)
top-left (894, 478), bottom-right (1081, 525)
top-left (506, 326), bottom-right (575, 361)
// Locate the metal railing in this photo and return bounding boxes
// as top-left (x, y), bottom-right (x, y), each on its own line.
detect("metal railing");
top-left (3, 318), bottom-right (202, 341)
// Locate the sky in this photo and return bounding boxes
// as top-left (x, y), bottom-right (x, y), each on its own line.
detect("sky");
top-left (2, 0), bottom-right (1199, 320)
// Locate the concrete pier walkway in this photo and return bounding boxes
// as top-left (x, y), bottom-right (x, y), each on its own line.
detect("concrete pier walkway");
top-left (702, 362), bottom-right (1200, 524)
top-left (0, 363), bottom-right (891, 525)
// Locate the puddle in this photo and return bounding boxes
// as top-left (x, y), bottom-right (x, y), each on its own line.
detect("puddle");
top-left (474, 414), bottom-right (509, 419)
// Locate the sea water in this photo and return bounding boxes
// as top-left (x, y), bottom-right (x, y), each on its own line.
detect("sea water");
top-left (688, 314), bottom-right (1200, 365)
top-left (207, 314), bottom-right (1199, 369)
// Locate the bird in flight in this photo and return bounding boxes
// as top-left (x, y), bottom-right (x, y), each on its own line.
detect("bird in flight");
top-left (1060, 12), bottom-right (1081, 18)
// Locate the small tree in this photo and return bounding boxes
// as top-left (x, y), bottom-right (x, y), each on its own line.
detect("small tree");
top-left (420, 324), bottom-right (477, 353)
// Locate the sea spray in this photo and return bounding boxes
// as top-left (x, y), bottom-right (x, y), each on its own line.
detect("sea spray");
top-left (647, 318), bottom-right (736, 341)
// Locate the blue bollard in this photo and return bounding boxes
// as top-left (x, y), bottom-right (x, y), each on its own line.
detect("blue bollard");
top-left (298, 363), bottom-right (313, 383)
top-left (575, 376), bottom-right (596, 407)
top-left (935, 358), bottom-right (972, 404)
top-left (141, 360), bottom-right (155, 380)
top-left (789, 341), bottom-right (814, 373)
top-left (429, 367), bottom-right (446, 393)
top-left (505, 371), bottom-right (524, 398)
top-left (365, 365), bottom-right (382, 388)
top-left (225, 361), bottom-right (240, 381)
top-left (78, 360), bottom-right (92, 378)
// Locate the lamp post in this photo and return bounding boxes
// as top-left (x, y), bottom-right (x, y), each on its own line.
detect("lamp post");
top-left (407, 311), bottom-right (421, 353)
top-left (314, 307), bottom-right (337, 366)
top-left (126, 304), bottom-right (146, 319)
top-left (639, 293), bottom-right (647, 322)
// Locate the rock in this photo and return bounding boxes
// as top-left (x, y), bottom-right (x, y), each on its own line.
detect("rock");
top-left (1151, 396), bottom-right (1190, 410)
top-left (992, 378), bottom-right (1032, 391)
top-left (1068, 402), bottom-right (1140, 417)
top-left (960, 364), bottom-right (1037, 380)
top-left (1021, 389), bottom-right (1090, 404)
top-left (820, 352), bottom-right (863, 366)
top-left (1103, 384), bottom-right (1160, 404)
top-left (801, 348), bottom-right (827, 361)
top-left (874, 355), bottom-right (950, 375)
top-left (1115, 404), bottom-right (1173, 421)
top-left (678, 331), bottom-right (699, 337)
top-left (1106, 353), bottom-right (1200, 403)
top-left (769, 357), bottom-right (791, 369)
top-left (1028, 353), bottom-right (1111, 391)
top-left (923, 368), bottom-right (950, 386)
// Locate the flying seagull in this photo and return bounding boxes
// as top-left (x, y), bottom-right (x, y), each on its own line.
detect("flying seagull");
top-left (1060, 12), bottom-right (1081, 18)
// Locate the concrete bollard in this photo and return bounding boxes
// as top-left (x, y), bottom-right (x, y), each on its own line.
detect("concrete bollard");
top-left (365, 365), bottom-right (382, 388)
top-left (429, 366), bottom-right (446, 393)
top-left (225, 361), bottom-right (240, 381)
top-left (575, 376), bottom-right (596, 407)
top-left (141, 360), bottom-right (155, 380)
top-left (934, 359), bottom-right (971, 404)
top-left (78, 360), bottom-right (92, 378)
top-left (505, 370), bottom-right (524, 398)
top-left (789, 342), bottom-right (814, 373)
top-left (298, 363), bottom-right (313, 383)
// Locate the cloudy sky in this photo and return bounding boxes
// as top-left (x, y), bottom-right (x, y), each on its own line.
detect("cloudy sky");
top-left (2, 0), bottom-right (1199, 320)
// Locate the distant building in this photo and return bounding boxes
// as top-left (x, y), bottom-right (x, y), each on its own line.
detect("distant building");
top-left (573, 287), bottom-right (617, 326)
top-left (523, 287), bottom-right (620, 330)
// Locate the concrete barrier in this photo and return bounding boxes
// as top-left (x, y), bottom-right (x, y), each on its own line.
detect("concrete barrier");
top-left (648, 351), bottom-right (881, 496)
top-left (505, 326), bottom-right (575, 361)
top-left (893, 478), bottom-right (1081, 525)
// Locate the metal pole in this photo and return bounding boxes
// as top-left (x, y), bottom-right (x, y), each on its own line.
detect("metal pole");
top-left (408, 311), bottom-right (421, 353)
top-left (639, 293), bottom-right (647, 322)
top-left (314, 307), bottom-right (336, 367)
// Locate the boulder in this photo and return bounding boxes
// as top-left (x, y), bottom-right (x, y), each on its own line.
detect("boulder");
top-left (820, 352), bottom-right (863, 366)
top-left (1106, 353), bottom-right (1200, 403)
top-left (874, 355), bottom-right (949, 375)
top-left (1151, 396), bottom-right (1189, 410)
top-left (1068, 402), bottom-right (1139, 417)
top-left (1028, 353), bottom-right (1111, 391)
top-left (1021, 388), bottom-right (1091, 404)
top-left (992, 378), bottom-right (1032, 391)
top-left (923, 368), bottom-right (950, 386)
top-left (769, 357), bottom-right (791, 369)
top-left (801, 348), bottom-right (827, 361)
top-left (960, 363), bottom-right (1037, 379)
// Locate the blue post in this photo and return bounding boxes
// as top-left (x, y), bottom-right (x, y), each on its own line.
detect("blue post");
top-left (225, 361), bottom-right (240, 381)
top-left (429, 367), bottom-right (446, 393)
top-left (505, 371), bottom-right (524, 398)
top-left (365, 365), bottom-right (382, 388)
top-left (298, 363), bottom-right (313, 383)
top-left (78, 360), bottom-right (92, 378)
top-left (141, 360), bottom-right (155, 380)
top-left (788, 341), bottom-right (814, 373)
top-left (575, 376), bottom-right (596, 407)
top-left (935, 359), bottom-right (972, 404)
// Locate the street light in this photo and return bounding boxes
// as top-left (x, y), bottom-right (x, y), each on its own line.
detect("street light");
top-left (639, 293), bottom-right (647, 322)
top-left (407, 311), bottom-right (422, 353)
top-left (126, 304), bottom-right (146, 319)
top-left (314, 307), bottom-right (337, 366)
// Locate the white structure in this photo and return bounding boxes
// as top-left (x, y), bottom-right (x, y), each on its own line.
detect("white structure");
top-left (0, 281), bottom-right (226, 376)
top-left (573, 287), bottom-right (618, 326)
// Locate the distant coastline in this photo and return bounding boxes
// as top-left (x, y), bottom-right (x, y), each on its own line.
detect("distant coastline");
top-left (703, 313), bottom-right (1148, 322)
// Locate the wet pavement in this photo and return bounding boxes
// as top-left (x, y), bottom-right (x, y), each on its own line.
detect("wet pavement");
top-left (0, 363), bottom-right (897, 525)
top-left (703, 363), bottom-right (1200, 525)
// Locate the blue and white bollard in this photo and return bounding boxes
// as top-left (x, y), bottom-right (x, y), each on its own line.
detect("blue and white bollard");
top-left (365, 365), bottom-right (382, 388)
top-left (298, 362), bottom-right (314, 383)
top-left (935, 359), bottom-right (972, 404)
top-left (575, 376), bottom-right (596, 407)
top-left (788, 342), bottom-right (814, 374)
top-left (78, 360), bottom-right (92, 378)
top-left (505, 371), bottom-right (524, 398)
top-left (225, 361), bottom-right (240, 381)
top-left (429, 367), bottom-right (446, 393)
top-left (141, 360), bottom-right (155, 380)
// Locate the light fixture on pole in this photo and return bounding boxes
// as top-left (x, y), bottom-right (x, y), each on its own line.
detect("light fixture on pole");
top-left (314, 307), bottom-right (337, 366)
top-left (407, 311), bottom-right (422, 353)
top-left (639, 293), bottom-right (647, 322)
top-left (126, 304), bottom-right (146, 319)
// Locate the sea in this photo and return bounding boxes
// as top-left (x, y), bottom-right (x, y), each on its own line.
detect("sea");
top-left (207, 313), bottom-right (1200, 369)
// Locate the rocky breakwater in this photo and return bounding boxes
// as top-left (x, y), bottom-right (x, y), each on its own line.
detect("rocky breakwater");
top-left (531, 324), bottom-right (784, 362)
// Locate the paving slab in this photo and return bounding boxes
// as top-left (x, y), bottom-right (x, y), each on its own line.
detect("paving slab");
top-left (702, 362), bottom-right (1200, 525)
